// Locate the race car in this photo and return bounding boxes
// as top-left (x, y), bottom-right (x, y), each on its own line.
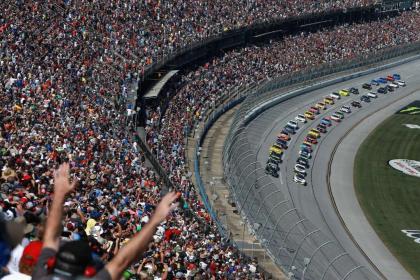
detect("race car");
top-left (324, 97), bottom-right (335, 105)
top-left (277, 133), bottom-right (290, 142)
top-left (377, 87), bottom-right (387, 94)
top-left (287, 120), bottom-right (299, 130)
top-left (362, 83), bottom-right (372, 90)
top-left (360, 95), bottom-right (371, 103)
top-left (309, 106), bottom-right (320, 115)
top-left (367, 92), bottom-right (378, 99)
top-left (300, 143), bottom-right (313, 152)
top-left (339, 89), bottom-right (350, 97)
top-left (396, 80), bottom-right (406, 87)
top-left (349, 87), bottom-right (359, 95)
top-left (299, 150), bottom-right (311, 159)
top-left (295, 114), bottom-right (307, 123)
top-left (316, 124), bottom-right (327, 133)
top-left (270, 145), bottom-right (283, 157)
top-left (294, 164), bottom-right (307, 176)
top-left (370, 80), bottom-right (380, 86)
top-left (378, 77), bottom-right (387, 84)
top-left (330, 92), bottom-right (341, 99)
top-left (393, 73), bottom-right (401, 80)
top-left (389, 82), bottom-right (399, 88)
top-left (294, 173), bottom-right (307, 186)
top-left (335, 111), bottom-right (345, 119)
top-left (315, 102), bottom-right (326, 110)
top-left (305, 136), bottom-right (318, 144)
top-left (269, 152), bottom-right (282, 163)
top-left (351, 101), bottom-right (362, 108)
top-left (269, 147), bottom-right (283, 163)
top-left (284, 125), bottom-right (296, 135)
top-left (275, 139), bottom-right (288, 149)
top-left (297, 157), bottom-right (310, 168)
top-left (309, 128), bottom-right (320, 138)
top-left (267, 158), bottom-right (280, 169)
top-left (321, 117), bottom-right (332, 127)
top-left (386, 85), bottom-right (394, 92)
top-left (340, 105), bottom-right (351, 114)
top-left (265, 163), bottom-right (279, 178)
top-left (330, 114), bottom-right (341, 122)
top-left (386, 75), bottom-right (395, 81)
top-left (304, 111), bottom-right (315, 120)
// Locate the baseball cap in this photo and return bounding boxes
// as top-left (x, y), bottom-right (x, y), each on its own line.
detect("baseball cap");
top-left (55, 240), bottom-right (93, 277)
top-left (20, 240), bottom-right (43, 266)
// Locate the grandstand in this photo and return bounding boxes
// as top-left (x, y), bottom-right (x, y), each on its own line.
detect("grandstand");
top-left (0, 1), bottom-right (419, 279)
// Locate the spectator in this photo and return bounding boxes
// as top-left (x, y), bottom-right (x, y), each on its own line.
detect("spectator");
top-left (0, 214), bottom-right (26, 278)
top-left (31, 163), bottom-right (178, 280)
top-left (2, 240), bottom-right (43, 280)
top-left (1, 2), bottom-right (419, 279)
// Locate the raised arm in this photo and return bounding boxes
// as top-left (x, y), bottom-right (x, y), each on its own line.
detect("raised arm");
top-left (42, 163), bottom-right (76, 250)
top-left (105, 192), bottom-right (178, 280)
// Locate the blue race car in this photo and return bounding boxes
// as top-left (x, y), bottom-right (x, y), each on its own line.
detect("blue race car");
top-left (393, 73), bottom-right (401, 80)
top-left (276, 139), bottom-right (288, 149)
top-left (371, 79), bottom-right (380, 86)
top-left (378, 77), bottom-right (388, 84)
top-left (300, 146), bottom-right (312, 154)
top-left (321, 117), bottom-right (332, 127)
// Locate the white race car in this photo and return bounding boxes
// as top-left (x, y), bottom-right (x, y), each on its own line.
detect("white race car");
top-left (294, 173), bottom-right (307, 186)
top-left (294, 164), bottom-right (307, 175)
top-left (340, 105), bottom-right (351, 114)
top-left (396, 80), bottom-right (406, 87)
top-left (299, 150), bottom-right (311, 159)
top-left (295, 114), bottom-right (307, 123)
top-left (389, 82), bottom-right (399, 88)
top-left (287, 120), bottom-right (299, 130)
top-left (330, 92), bottom-right (341, 100)
top-left (367, 92), bottom-right (378, 99)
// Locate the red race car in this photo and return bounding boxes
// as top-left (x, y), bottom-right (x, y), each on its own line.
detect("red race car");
top-left (386, 75), bottom-right (395, 81)
top-left (309, 106), bottom-right (320, 114)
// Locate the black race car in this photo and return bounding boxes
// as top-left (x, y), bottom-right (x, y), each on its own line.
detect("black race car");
top-left (351, 101), bottom-right (362, 108)
top-left (362, 83), bottom-right (372, 90)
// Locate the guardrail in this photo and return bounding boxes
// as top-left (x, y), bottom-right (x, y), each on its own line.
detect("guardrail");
top-left (222, 42), bottom-right (420, 279)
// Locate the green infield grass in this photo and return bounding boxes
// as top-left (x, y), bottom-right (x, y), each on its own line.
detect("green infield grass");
top-left (354, 111), bottom-right (420, 279)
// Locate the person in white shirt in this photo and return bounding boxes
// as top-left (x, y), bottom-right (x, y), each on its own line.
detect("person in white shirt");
top-left (1, 240), bottom-right (43, 280)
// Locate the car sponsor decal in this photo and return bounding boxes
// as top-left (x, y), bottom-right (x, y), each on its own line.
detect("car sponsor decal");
top-left (403, 124), bottom-right (420, 129)
top-left (388, 159), bottom-right (420, 178)
top-left (401, 230), bottom-right (420, 244)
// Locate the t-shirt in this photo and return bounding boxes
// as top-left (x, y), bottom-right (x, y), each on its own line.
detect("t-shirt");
top-left (1, 271), bottom-right (31, 280)
top-left (6, 244), bottom-right (24, 273)
top-left (31, 248), bottom-right (111, 280)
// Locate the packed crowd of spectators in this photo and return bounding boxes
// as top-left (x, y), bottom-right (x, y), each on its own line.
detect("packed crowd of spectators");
top-left (0, 0), bottom-right (418, 279)
top-left (0, 0), bottom-right (377, 76)
top-left (145, 8), bottom-right (420, 245)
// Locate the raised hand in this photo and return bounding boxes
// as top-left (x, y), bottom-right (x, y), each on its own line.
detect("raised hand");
top-left (53, 163), bottom-right (77, 197)
top-left (151, 192), bottom-right (179, 225)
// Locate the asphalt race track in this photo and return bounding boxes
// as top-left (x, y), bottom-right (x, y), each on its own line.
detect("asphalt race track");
top-left (245, 58), bottom-right (420, 279)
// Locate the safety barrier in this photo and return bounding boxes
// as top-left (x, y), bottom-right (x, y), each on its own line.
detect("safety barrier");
top-left (222, 42), bottom-right (420, 279)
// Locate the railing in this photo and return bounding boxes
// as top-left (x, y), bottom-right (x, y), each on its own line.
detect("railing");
top-left (222, 41), bottom-right (420, 279)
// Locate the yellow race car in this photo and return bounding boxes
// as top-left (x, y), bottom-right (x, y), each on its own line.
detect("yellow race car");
top-left (304, 111), bottom-right (315, 120)
top-left (324, 97), bottom-right (334, 105)
top-left (315, 102), bottom-right (326, 110)
top-left (309, 128), bottom-right (320, 138)
top-left (339, 89), bottom-right (350, 97)
top-left (270, 145), bottom-right (283, 156)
